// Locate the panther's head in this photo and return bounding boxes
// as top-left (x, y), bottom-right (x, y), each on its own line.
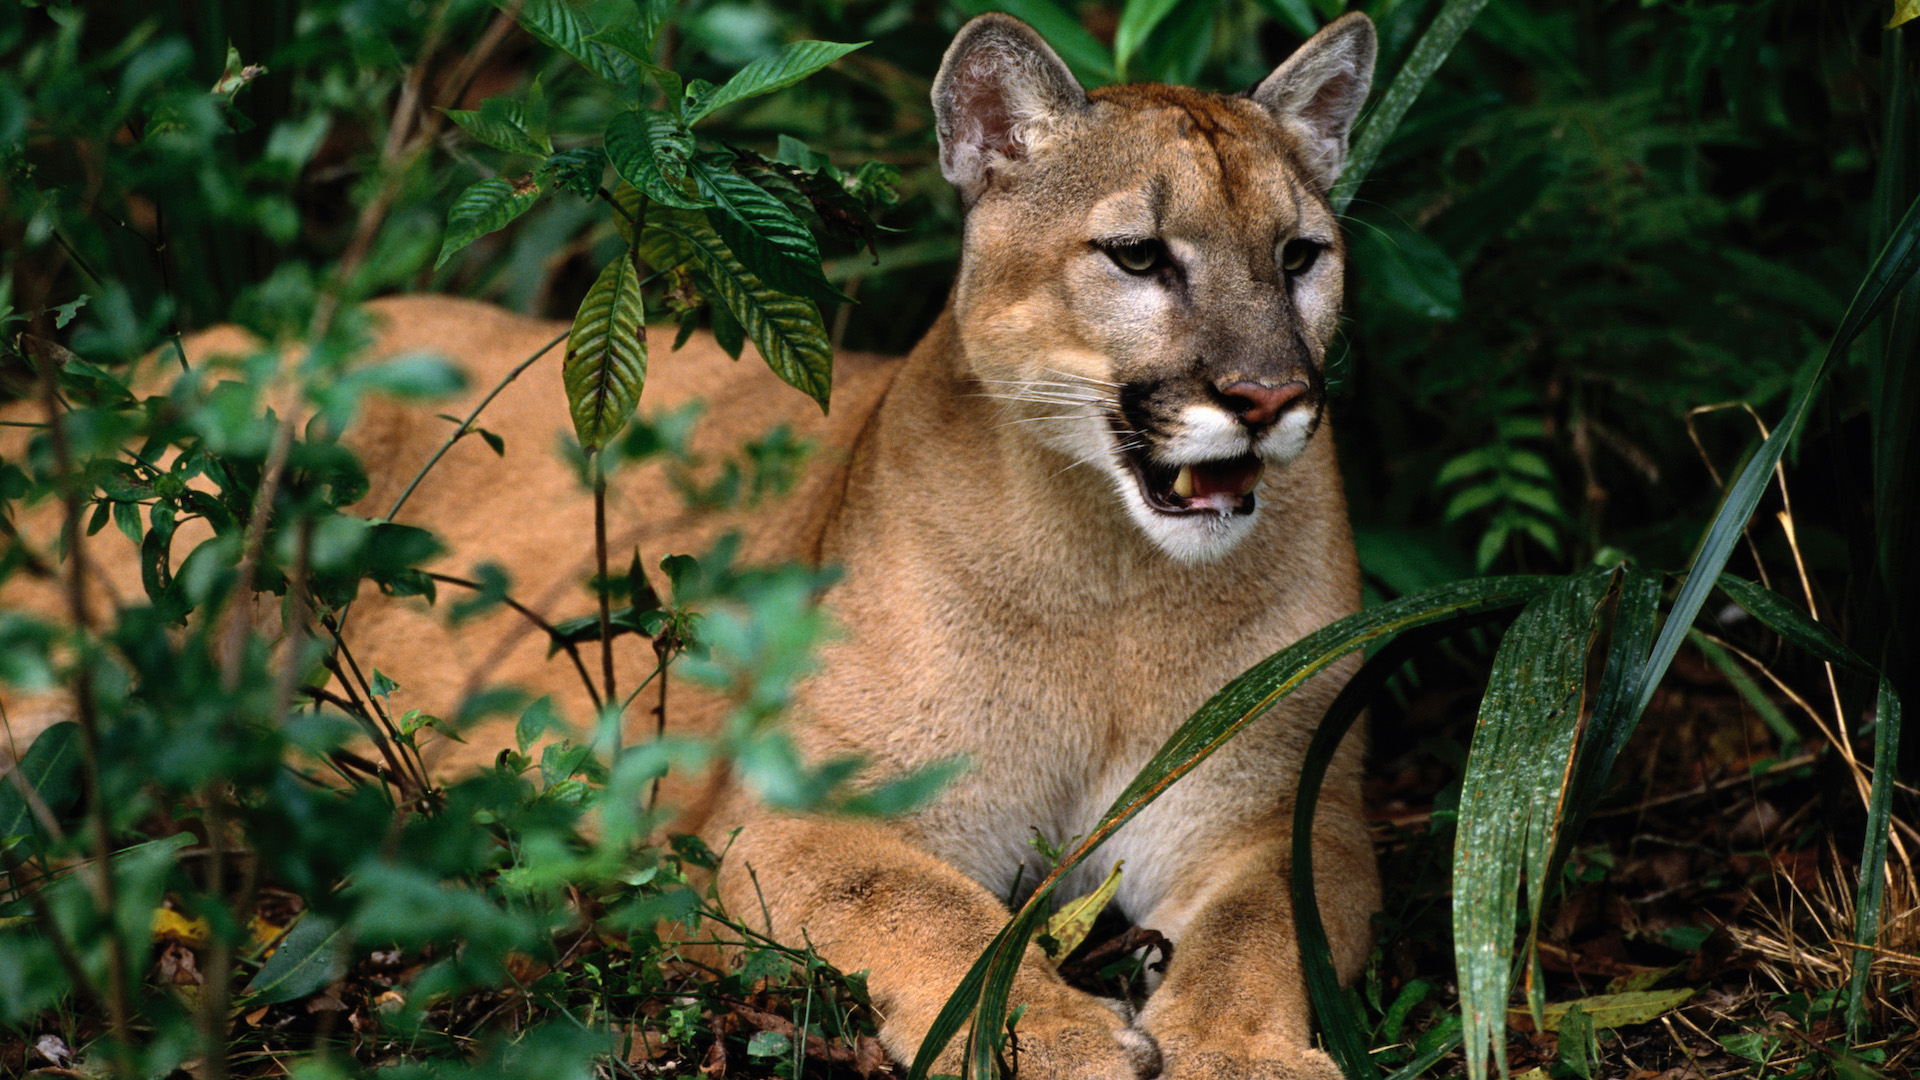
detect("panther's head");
top-left (933, 13), bottom-right (1375, 562)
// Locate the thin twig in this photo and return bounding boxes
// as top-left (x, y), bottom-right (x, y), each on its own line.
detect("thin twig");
top-left (424, 571), bottom-right (604, 712)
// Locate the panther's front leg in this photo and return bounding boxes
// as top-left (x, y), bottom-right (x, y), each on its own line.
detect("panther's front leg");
top-left (713, 813), bottom-right (1163, 1080)
top-left (1131, 807), bottom-right (1378, 1080)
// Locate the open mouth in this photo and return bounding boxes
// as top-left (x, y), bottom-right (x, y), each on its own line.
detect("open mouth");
top-left (1117, 440), bottom-right (1265, 515)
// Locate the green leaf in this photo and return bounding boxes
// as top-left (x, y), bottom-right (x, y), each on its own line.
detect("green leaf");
top-left (564, 252), bottom-right (649, 450)
top-left (1334, 0), bottom-right (1495, 213)
top-left (0, 722), bottom-right (80, 846)
top-left (496, 0), bottom-right (624, 82)
top-left (1849, 676), bottom-right (1901, 1038)
top-left (1350, 222), bottom-right (1462, 321)
top-left (1523, 988), bottom-right (1696, 1033)
top-left (436, 176), bottom-right (544, 269)
top-left (746, 1030), bottom-right (792, 1058)
top-left (689, 159), bottom-right (843, 304)
top-left (442, 97), bottom-right (551, 157)
top-left (1716, 574), bottom-right (1871, 672)
top-left (684, 40), bottom-right (867, 123)
top-left (652, 215), bottom-right (832, 409)
top-left (1041, 862), bottom-right (1123, 958)
top-left (243, 913), bottom-right (348, 1005)
top-left (605, 110), bottom-right (704, 210)
top-left (1113, 0), bottom-right (1182, 77)
top-left (1557, 1004), bottom-right (1596, 1080)
top-left (1454, 569), bottom-right (1615, 1079)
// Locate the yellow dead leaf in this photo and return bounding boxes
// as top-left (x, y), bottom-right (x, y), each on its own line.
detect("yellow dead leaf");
top-left (1042, 861), bottom-right (1123, 960)
top-left (1508, 987), bottom-right (1696, 1033)
top-left (151, 908), bottom-right (209, 947)
top-left (1893, 0), bottom-right (1919, 28)
top-left (248, 915), bottom-right (286, 952)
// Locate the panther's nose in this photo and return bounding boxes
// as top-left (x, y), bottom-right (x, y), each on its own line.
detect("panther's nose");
top-left (1219, 380), bottom-right (1308, 428)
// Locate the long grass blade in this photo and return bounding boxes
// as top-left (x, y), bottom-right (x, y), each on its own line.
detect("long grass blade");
top-left (1293, 629), bottom-right (1454, 1080)
top-left (1454, 569), bottom-right (1614, 1079)
top-left (1332, 0), bottom-right (1493, 214)
top-left (1629, 190), bottom-right (1920, 734)
top-left (1847, 676), bottom-right (1902, 1038)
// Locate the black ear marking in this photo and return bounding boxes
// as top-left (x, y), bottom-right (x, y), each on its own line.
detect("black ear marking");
top-left (1249, 13), bottom-right (1377, 193)
top-left (932, 14), bottom-right (1089, 206)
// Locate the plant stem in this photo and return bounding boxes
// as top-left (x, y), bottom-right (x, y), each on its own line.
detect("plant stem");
top-left (594, 451), bottom-right (618, 710)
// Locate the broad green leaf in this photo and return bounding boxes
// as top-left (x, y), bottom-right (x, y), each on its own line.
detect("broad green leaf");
top-left (1042, 862), bottom-right (1122, 958)
top-left (1249, 0), bottom-right (1321, 38)
top-left (436, 176), bottom-right (544, 269)
top-left (0, 721), bottom-right (80, 846)
top-left (442, 97), bottom-right (551, 157)
top-left (242, 912), bottom-right (348, 1004)
top-left (605, 110), bottom-right (704, 210)
top-left (684, 40), bottom-right (867, 123)
top-left (496, 0), bottom-right (624, 83)
top-left (1350, 222), bottom-right (1462, 321)
top-left (1511, 988), bottom-right (1696, 1033)
top-left (914, 575), bottom-right (1554, 1080)
top-left (1454, 568), bottom-right (1615, 1080)
top-left (652, 215), bottom-right (832, 409)
top-left (1113, 0), bottom-right (1181, 77)
top-left (688, 159), bottom-right (843, 304)
top-left (565, 253), bottom-right (648, 450)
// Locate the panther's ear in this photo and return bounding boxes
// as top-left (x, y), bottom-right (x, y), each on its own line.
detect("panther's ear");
top-left (933, 14), bottom-right (1089, 206)
top-left (1249, 12), bottom-right (1376, 193)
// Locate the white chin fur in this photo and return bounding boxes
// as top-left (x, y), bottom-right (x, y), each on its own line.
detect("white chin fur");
top-left (1112, 472), bottom-right (1262, 563)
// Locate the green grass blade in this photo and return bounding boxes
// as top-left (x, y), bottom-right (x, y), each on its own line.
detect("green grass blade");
top-left (1847, 676), bottom-right (1902, 1039)
top-left (1332, 0), bottom-right (1493, 214)
top-left (1715, 574), bottom-right (1873, 673)
top-left (1453, 569), bottom-right (1615, 1079)
top-left (1112, 0), bottom-right (1181, 78)
top-left (1628, 189), bottom-right (1920, 729)
top-left (1556, 566), bottom-right (1662, 854)
top-left (1294, 630), bottom-right (1452, 1080)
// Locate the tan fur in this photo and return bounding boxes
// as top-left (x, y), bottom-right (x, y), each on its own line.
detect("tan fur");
top-left (2, 14), bottom-right (1381, 1079)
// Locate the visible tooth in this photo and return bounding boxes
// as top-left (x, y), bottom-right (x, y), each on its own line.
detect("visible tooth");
top-left (1245, 460), bottom-right (1266, 493)
top-left (1172, 465), bottom-right (1194, 498)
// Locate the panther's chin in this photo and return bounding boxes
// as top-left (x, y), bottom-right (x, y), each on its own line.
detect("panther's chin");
top-left (1111, 444), bottom-right (1269, 563)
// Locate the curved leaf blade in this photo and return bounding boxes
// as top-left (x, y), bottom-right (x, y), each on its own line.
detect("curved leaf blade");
top-left (1453, 569), bottom-right (1614, 1080)
top-left (442, 98), bottom-right (551, 157)
top-left (564, 253), bottom-right (648, 450)
top-left (1112, 0), bottom-right (1180, 77)
top-left (1716, 574), bottom-right (1872, 672)
top-left (242, 912), bottom-right (348, 1005)
top-left (496, 0), bottom-right (625, 82)
top-left (654, 215), bottom-right (832, 409)
top-left (0, 721), bottom-right (80, 848)
top-left (686, 40), bottom-right (867, 123)
top-left (606, 110), bottom-right (705, 210)
top-left (436, 176), bottom-right (544, 269)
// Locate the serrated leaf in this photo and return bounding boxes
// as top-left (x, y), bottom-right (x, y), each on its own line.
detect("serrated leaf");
top-left (565, 253), bottom-right (649, 449)
top-left (437, 176), bottom-right (544, 269)
top-left (605, 110), bottom-right (704, 209)
top-left (243, 912), bottom-right (347, 1005)
top-left (653, 215), bottom-right (831, 408)
top-left (689, 159), bottom-right (843, 303)
top-left (496, 0), bottom-right (624, 82)
top-left (685, 40), bottom-right (867, 123)
top-left (443, 98), bottom-right (551, 157)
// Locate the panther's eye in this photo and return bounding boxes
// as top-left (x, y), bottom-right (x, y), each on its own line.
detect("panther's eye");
top-left (1280, 239), bottom-right (1322, 275)
top-left (1104, 239), bottom-right (1167, 275)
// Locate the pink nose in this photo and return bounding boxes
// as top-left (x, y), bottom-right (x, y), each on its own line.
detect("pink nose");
top-left (1220, 380), bottom-right (1307, 427)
